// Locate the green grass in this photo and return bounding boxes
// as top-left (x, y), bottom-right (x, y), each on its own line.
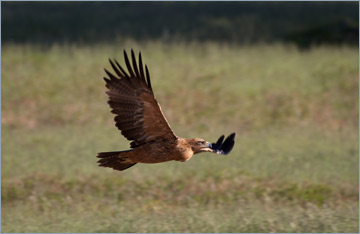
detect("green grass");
top-left (2, 41), bottom-right (359, 232)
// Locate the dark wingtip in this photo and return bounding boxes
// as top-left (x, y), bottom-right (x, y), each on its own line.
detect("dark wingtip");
top-left (123, 50), bottom-right (128, 63)
top-left (131, 49), bottom-right (141, 79)
top-left (104, 68), bottom-right (117, 81)
top-left (145, 65), bottom-right (153, 92)
top-left (138, 51), bottom-right (146, 82)
top-left (113, 58), bottom-right (130, 78)
top-left (123, 49), bottom-right (135, 77)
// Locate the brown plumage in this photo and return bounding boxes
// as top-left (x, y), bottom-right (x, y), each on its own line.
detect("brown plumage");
top-left (97, 50), bottom-right (235, 171)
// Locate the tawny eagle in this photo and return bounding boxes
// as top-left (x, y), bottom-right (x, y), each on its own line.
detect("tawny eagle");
top-left (97, 50), bottom-right (235, 171)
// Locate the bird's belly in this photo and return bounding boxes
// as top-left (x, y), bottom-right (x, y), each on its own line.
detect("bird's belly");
top-left (129, 143), bottom-right (194, 164)
top-left (139, 153), bottom-right (174, 164)
top-left (129, 144), bottom-right (177, 164)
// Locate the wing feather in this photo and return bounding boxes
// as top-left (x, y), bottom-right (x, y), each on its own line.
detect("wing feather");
top-left (104, 49), bottom-right (177, 148)
top-left (123, 50), bottom-right (136, 79)
top-left (145, 65), bottom-right (153, 92)
top-left (138, 52), bottom-right (146, 83)
top-left (114, 59), bottom-right (130, 78)
top-left (109, 59), bottom-right (128, 79)
top-left (131, 50), bottom-right (141, 79)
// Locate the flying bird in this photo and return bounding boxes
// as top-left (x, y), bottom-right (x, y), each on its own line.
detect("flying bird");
top-left (97, 50), bottom-right (235, 171)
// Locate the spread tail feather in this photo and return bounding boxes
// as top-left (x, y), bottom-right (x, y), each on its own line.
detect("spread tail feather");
top-left (97, 150), bottom-right (137, 171)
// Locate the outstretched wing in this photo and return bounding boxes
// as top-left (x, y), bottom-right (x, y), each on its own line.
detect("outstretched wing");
top-left (104, 50), bottom-right (177, 148)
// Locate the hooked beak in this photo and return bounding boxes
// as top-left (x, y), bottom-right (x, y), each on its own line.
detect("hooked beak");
top-left (198, 142), bottom-right (214, 153)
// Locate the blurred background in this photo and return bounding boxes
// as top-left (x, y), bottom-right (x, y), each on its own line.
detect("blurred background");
top-left (2, 2), bottom-right (359, 232)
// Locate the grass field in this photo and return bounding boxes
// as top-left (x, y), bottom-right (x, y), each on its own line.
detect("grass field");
top-left (2, 41), bottom-right (359, 232)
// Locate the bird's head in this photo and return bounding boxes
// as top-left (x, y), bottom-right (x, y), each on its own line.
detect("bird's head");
top-left (189, 138), bottom-right (213, 154)
top-left (187, 133), bottom-right (236, 156)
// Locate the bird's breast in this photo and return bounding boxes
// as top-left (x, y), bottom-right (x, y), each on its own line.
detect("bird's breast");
top-left (176, 149), bottom-right (194, 162)
top-left (174, 139), bottom-right (194, 162)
